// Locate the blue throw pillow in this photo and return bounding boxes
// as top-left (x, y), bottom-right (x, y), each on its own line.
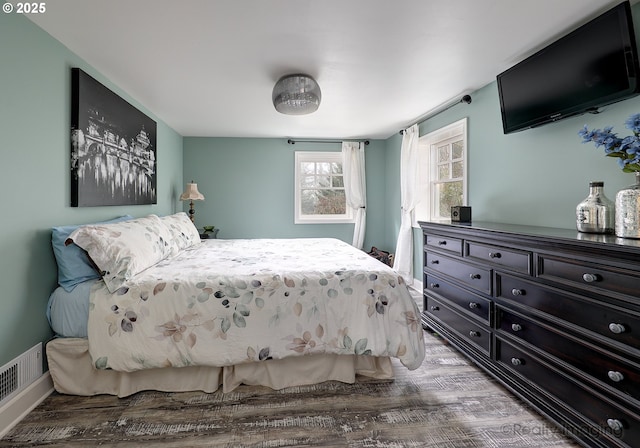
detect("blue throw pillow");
top-left (52, 215), bottom-right (133, 291)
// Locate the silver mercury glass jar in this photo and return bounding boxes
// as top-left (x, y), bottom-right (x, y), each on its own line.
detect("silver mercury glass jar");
top-left (576, 181), bottom-right (615, 234)
top-left (615, 171), bottom-right (640, 238)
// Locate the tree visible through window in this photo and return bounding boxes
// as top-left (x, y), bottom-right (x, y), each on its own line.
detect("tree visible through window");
top-left (413, 118), bottom-right (467, 224)
top-left (433, 138), bottom-right (465, 218)
top-left (295, 151), bottom-right (353, 224)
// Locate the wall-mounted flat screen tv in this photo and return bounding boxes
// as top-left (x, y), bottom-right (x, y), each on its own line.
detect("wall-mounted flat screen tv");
top-left (497, 1), bottom-right (640, 134)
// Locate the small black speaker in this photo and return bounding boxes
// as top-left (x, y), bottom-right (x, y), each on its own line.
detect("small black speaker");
top-left (451, 206), bottom-right (472, 222)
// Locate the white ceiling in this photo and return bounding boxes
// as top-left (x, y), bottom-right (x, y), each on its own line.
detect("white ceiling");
top-left (27, 0), bottom-right (626, 140)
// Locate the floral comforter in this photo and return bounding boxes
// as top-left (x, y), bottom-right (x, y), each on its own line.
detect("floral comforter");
top-left (87, 238), bottom-right (426, 372)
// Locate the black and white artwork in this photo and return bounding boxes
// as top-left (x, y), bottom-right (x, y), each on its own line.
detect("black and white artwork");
top-left (71, 68), bottom-right (157, 207)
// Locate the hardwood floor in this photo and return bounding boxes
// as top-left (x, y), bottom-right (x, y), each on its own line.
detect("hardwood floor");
top-left (1, 328), bottom-right (580, 448)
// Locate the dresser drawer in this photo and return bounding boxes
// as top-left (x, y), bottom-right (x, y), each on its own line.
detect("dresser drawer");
top-left (425, 296), bottom-right (491, 355)
top-left (497, 306), bottom-right (640, 404)
top-left (496, 338), bottom-right (640, 447)
top-left (537, 254), bottom-right (640, 301)
top-left (496, 272), bottom-right (640, 352)
top-left (426, 252), bottom-right (491, 295)
top-left (425, 234), bottom-right (462, 256)
top-left (424, 272), bottom-right (491, 324)
top-left (465, 241), bottom-right (532, 275)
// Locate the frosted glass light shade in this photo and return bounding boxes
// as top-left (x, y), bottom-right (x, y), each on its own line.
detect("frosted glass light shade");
top-left (272, 74), bottom-right (321, 115)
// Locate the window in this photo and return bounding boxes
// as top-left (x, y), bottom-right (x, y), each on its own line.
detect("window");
top-left (294, 151), bottom-right (353, 224)
top-left (414, 118), bottom-right (467, 224)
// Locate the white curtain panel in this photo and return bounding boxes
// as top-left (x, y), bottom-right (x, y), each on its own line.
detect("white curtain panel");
top-left (393, 124), bottom-right (419, 283)
top-left (342, 141), bottom-right (367, 249)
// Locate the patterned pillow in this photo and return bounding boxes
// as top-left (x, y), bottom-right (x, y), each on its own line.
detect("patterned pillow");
top-left (160, 212), bottom-right (201, 251)
top-left (51, 215), bottom-right (133, 291)
top-left (67, 214), bottom-right (176, 292)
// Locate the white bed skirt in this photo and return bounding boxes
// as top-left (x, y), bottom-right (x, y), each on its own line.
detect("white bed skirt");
top-left (46, 338), bottom-right (394, 397)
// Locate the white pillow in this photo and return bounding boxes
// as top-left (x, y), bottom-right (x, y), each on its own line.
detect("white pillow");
top-left (67, 214), bottom-right (176, 292)
top-left (160, 212), bottom-right (201, 251)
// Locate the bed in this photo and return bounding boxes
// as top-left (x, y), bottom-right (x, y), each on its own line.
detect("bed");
top-left (46, 213), bottom-right (425, 396)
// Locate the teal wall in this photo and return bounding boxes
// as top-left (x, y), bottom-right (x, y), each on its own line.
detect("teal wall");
top-left (383, 133), bottom-right (403, 253)
top-left (0, 13), bottom-right (183, 367)
top-left (182, 138), bottom-right (387, 249)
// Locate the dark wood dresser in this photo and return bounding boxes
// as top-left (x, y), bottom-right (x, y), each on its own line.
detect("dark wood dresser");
top-left (419, 221), bottom-right (640, 448)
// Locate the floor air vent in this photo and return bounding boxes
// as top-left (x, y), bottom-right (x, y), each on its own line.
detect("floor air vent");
top-left (0, 343), bottom-right (42, 406)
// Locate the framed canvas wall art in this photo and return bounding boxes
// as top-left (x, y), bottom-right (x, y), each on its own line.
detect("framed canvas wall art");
top-left (70, 68), bottom-right (157, 207)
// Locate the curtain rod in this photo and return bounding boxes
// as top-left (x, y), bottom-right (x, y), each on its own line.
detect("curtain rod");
top-left (399, 94), bottom-right (472, 135)
top-left (287, 139), bottom-right (370, 145)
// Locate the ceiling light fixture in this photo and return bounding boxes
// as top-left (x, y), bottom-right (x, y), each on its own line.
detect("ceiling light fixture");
top-left (272, 74), bottom-right (321, 115)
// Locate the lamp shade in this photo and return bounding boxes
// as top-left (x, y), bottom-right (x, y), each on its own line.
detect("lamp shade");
top-left (272, 74), bottom-right (321, 115)
top-left (179, 182), bottom-right (204, 201)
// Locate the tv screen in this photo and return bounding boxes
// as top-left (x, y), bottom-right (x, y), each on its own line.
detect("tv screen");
top-left (497, 1), bottom-right (640, 134)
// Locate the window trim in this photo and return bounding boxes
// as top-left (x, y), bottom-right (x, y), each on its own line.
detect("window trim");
top-left (294, 151), bottom-right (354, 224)
top-left (413, 118), bottom-right (468, 226)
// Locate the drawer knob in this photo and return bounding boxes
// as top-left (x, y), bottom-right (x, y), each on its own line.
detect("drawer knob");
top-left (430, 306), bottom-right (440, 311)
top-left (489, 252), bottom-right (502, 259)
top-left (609, 323), bottom-right (627, 334)
top-left (511, 288), bottom-right (524, 296)
top-left (469, 302), bottom-right (479, 309)
top-left (438, 240), bottom-right (447, 246)
top-left (469, 273), bottom-right (481, 279)
top-left (511, 323), bottom-right (523, 332)
top-left (582, 273), bottom-right (601, 283)
top-left (511, 358), bottom-right (523, 366)
top-left (469, 330), bottom-right (481, 337)
top-left (431, 260), bottom-right (440, 264)
top-left (608, 370), bottom-right (625, 383)
top-left (606, 418), bottom-right (624, 432)
top-left (429, 283), bottom-right (439, 289)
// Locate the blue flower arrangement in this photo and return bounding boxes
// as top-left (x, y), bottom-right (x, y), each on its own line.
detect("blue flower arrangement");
top-left (578, 113), bottom-right (640, 173)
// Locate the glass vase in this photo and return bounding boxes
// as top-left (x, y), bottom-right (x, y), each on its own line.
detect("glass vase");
top-left (576, 181), bottom-right (614, 234)
top-left (615, 171), bottom-right (640, 239)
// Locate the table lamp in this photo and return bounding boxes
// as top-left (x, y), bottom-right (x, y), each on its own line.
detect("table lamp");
top-left (179, 181), bottom-right (205, 223)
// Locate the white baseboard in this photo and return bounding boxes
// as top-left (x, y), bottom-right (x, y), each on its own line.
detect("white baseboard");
top-left (0, 372), bottom-right (53, 438)
top-left (408, 279), bottom-right (423, 313)
top-left (409, 278), bottom-right (422, 296)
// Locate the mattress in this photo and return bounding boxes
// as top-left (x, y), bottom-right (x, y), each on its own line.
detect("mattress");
top-left (47, 279), bottom-right (96, 338)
